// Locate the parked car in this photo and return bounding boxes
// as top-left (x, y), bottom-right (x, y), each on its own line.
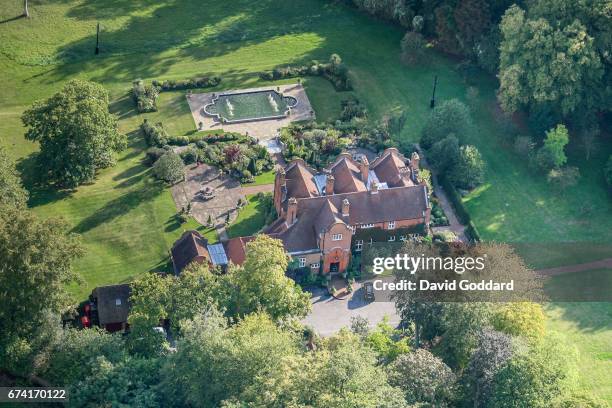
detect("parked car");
top-left (363, 282), bottom-right (375, 301)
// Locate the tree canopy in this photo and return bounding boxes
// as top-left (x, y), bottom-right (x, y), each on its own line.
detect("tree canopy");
top-left (22, 79), bottom-right (126, 188)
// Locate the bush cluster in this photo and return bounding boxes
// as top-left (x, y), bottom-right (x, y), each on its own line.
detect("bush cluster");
top-left (420, 99), bottom-right (485, 190)
top-left (430, 199), bottom-right (449, 227)
top-left (152, 151), bottom-right (184, 184)
top-left (151, 76), bottom-right (221, 92)
top-left (259, 54), bottom-right (352, 91)
top-left (132, 80), bottom-right (160, 113)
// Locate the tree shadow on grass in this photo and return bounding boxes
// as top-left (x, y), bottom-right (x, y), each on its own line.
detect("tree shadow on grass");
top-left (164, 214), bottom-right (181, 232)
top-left (72, 177), bottom-right (165, 234)
top-left (16, 152), bottom-right (73, 207)
top-left (545, 302), bottom-right (612, 334)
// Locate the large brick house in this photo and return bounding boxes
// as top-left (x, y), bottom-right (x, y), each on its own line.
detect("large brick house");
top-left (265, 147), bottom-right (430, 274)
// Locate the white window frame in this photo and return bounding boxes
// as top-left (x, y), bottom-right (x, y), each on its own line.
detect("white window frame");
top-left (361, 223), bottom-right (374, 229)
top-left (332, 233), bottom-right (343, 241)
top-left (388, 236), bottom-right (396, 242)
top-left (298, 257), bottom-right (306, 268)
top-left (387, 221), bottom-right (395, 230)
top-left (355, 240), bottom-right (364, 251)
top-left (311, 263), bottom-right (320, 269)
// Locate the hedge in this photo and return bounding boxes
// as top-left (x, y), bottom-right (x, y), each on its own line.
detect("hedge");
top-left (352, 224), bottom-right (427, 246)
top-left (259, 54), bottom-right (352, 91)
top-left (439, 175), bottom-right (481, 242)
top-left (151, 76), bottom-right (221, 92)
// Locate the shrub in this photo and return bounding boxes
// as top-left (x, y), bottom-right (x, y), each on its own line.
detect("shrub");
top-left (340, 98), bottom-right (367, 121)
top-left (401, 31), bottom-right (428, 65)
top-left (141, 120), bottom-right (169, 147)
top-left (152, 152), bottom-right (184, 184)
top-left (144, 147), bottom-right (167, 166)
top-left (258, 54), bottom-right (352, 91)
top-left (421, 99), bottom-right (473, 149)
top-left (167, 136), bottom-right (190, 146)
top-left (449, 145), bottom-right (485, 189)
top-left (428, 135), bottom-right (460, 173)
top-left (132, 80), bottom-right (159, 113)
top-left (180, 146), bottom-right (199, 164)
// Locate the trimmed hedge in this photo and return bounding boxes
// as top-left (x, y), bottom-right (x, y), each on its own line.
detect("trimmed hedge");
top-left (259, 54), bottom-right (352, 91)
top-left (151, 76), bottom-right (221, 92)
top-left (352, 224), bottom-right (427, 246)
top-left (439, 175), bottom-right (481, 242)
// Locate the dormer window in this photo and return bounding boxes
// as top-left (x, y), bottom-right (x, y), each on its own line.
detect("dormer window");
top-left (332, 233), bottom-right (343, 241)
top-left (387, 221), bottom-right (395, 230)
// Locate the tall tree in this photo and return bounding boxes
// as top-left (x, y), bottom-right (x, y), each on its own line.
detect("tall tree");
top-left (0, 204), bottom-right (82, 375)
top-left (22, 79), bottom-right (126, 188)
top-left (498, 5), bottom-right (604, 117)
top-left (0, 148), bottom-right (28, 208)
top-left (461, 328), bottom-right (514, 408)
top-left (387, 348), bottom-right (456, 406)
top-left (491, 334), bottom-right (578, 407)
top-left (454, 0), bottom-right (492, 54)
top-left (227, 235), bottom-right (311, 320)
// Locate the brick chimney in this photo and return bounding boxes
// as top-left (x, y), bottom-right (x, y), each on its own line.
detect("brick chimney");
top-left (274, 168), bottom-right (286, 216)
top-left (286, 197), bottom-right (298, 225)
top-left (342, 198), bottom-right (350, 217)
top-left (371, 181), bottom-right (379, 194)
top-left (325, 174), bottom-right (335, 195)
top-left (360, 156), bottom-right (369, 184)
top-left (410, 151), bottom-right (420, 170)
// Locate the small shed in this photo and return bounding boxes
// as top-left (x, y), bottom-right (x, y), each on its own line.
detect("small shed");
top-left (91, 284), bottom-right (131, 333)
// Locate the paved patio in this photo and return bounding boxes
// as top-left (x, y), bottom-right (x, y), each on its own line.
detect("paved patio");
top-left (186, 84), bottom-right (315, 140)
top-left (171, 164), bottom-right (244, 228)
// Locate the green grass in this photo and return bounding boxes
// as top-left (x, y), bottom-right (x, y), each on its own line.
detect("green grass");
top-left (226, 194), bottom-right (268, 238)
top-left (542, 271), bottom-right (612, 403)
top-left (243, 169), bottom-right (275, 186)
top-left (0, 0), bottom-right (610, 397)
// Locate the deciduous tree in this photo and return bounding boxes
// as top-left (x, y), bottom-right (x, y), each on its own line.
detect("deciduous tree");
top-left (22, 80), bottom-right (126, 188)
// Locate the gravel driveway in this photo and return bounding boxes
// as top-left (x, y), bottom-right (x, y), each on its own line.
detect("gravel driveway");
top-left (301, 282), bottom-right (400, 337)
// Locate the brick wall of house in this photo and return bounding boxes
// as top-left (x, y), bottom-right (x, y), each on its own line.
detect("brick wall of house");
top-left (320, 223), bottom-right (352, 274)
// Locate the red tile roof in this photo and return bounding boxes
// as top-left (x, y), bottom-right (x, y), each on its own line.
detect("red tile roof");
top-left (171, 230), bottom-right (210, 274)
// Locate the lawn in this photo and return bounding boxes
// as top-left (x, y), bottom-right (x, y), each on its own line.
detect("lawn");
top-left (0, 0), bottom-right (610, 397)
top-left (226, 194), bottom-right (268, 238)
top-left (541, 271), bottom-right (612, 403)
top-left (243, 170), bottom-right (275, 186)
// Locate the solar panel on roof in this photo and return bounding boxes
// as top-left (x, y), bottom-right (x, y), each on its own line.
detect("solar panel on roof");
top-left (207, 243), bottom-right (228, 265)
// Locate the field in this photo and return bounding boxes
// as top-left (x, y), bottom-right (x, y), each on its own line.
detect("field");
top-left (0, 0), bottom-right (610, 400)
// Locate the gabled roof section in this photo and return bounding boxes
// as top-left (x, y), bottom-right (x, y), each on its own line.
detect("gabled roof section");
top-left (313, 199), bottom-right (345, 235)
top-left (285, 160), bottom-right (319, 199)
top-left (330, 155), bottom-right (367, 194)
top-left (171, 230), bottom-right (210, 274)
top-left (371, 148), bottom-right (414, 187)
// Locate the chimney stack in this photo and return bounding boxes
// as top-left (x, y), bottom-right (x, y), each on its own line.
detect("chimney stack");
top-left (325, 174), bottom-right (335, 195)
top-left (410, 151), bottom-right (420, 171)
top-left (360, 156), bottom-right (369, 184)
top-left (286, 197), bottom-right (298, 225)
top-left (342, 198), bottom-right (350, 217)
top-left (278, 168), bottom-right (286, 186)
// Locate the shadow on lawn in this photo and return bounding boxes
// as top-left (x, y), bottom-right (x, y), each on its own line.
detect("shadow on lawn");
top-left (16, 152), bottom-right (72, 207)
top-left (72, 178), bottom-right (164, 234)
top-left (49, 0), bottom-right (338, 82)
top-left (545, 302), bottom-right (612, 333)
